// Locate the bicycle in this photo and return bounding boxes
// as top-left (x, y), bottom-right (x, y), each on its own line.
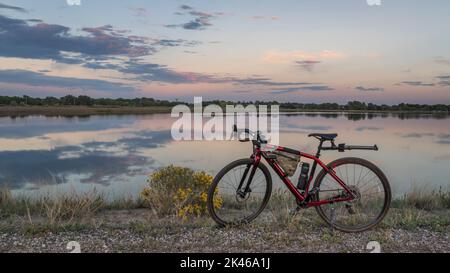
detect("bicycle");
top-left (207, 125), bottom-right (391, 232)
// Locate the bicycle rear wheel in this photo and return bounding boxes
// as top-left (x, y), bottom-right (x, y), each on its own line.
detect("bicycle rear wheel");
top-left (313, 157), bottom-right (391, 232)
top-left (207, 158), bottom-right (272, 226)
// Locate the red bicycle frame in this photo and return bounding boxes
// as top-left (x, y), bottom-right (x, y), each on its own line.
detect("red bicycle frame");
top-left (252, 143), bottom-right (355, 207)
top-left (234, 125), bottom-right (379, 207)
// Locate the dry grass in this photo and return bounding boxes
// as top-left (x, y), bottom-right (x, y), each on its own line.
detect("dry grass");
top-left (1, 185), bottom-right (449, 234)
top-left (0, 188), bottom-right (142, 226)
top-left (391, 186), bottom-right (450, 210)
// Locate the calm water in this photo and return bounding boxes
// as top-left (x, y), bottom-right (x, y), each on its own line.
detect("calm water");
top-left (0, 112), bottom-right (449, 197)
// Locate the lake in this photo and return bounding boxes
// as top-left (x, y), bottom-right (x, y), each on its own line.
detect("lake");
top-left (0, 112), bottom-right (449, 197)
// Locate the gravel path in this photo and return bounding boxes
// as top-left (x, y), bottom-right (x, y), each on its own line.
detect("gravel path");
top-left (0, 209), bottom-right (448, 253)
top-left (0, 226), bottom-right (448, 253)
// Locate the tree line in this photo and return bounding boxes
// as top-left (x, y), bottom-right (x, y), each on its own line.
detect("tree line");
top-left (0, 95), bottom-right (449, 112)
top-left (0, 95), bottom-right (180, 107)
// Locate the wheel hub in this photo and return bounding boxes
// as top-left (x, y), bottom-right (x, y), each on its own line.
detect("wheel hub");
top-left (347, 185), bottom-right (361, 203)
top-left (236, 189), bottom-right (251, 202)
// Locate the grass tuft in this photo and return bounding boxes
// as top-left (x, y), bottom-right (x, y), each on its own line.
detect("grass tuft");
top-left (391, 186), bottom-right (450, 210)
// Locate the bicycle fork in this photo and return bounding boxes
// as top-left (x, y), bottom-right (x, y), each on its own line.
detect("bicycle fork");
top-left (236, 157), bottom-right (259, 197)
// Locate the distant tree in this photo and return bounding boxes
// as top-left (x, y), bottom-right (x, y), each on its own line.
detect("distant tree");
top-left (44, 96), bottom-right (59, 106)
top-left (76, 95), bottom-right (93, 106)
top-left (1, 94), bottom-right (449, 112)
top-left (61, 95), bottom-right (77, 105)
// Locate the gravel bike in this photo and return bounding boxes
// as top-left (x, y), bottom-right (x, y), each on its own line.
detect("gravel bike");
top-left (207, 125), bottom-right (391, 232)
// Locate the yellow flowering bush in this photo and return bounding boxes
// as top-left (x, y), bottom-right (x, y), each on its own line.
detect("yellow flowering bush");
top-left (140, 165), bottom-right (221, 218)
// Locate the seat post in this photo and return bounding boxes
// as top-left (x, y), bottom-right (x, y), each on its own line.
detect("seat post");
top-left (316, 140), bottom-right (324, 158)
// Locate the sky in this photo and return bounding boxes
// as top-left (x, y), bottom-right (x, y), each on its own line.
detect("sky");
top-left (0, 0), bottom-right (449, 104)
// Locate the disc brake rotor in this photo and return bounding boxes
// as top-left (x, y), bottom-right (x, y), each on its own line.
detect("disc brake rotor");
top-left (235, 189), bottom-right (251, 202)
top-left (345, 185), bottom-right (362, 214)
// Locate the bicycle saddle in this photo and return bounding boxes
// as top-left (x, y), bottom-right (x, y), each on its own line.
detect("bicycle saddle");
top-left (308, 133), bottom-right (338, 141)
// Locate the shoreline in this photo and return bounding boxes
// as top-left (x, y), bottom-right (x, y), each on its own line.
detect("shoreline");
top-left (0, 105), bottom-right (449, 117)
top-left (0, 106), bottom-right (173, 117)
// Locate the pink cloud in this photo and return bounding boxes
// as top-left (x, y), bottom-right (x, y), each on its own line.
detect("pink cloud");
top-left (263, 50), bottom-right (346, 64)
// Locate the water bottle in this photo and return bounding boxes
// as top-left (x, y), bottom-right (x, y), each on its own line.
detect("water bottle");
top-left (297, 163), bottom-right (310, 192)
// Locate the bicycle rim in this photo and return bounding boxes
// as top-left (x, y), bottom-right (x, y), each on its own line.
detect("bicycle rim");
top-left (314, 157), bottom-right (391, 232)
top-left (208, 159), bottom-right (272, 226)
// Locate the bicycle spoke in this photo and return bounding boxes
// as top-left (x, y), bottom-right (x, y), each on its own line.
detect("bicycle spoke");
top-left (212, 161), bottom-right (269, 224)
top-left (316, 161), bottom-right (389, 231)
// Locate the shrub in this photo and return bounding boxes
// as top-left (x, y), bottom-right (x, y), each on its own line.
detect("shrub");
top-left (140, 165), bottom-right (221, 218)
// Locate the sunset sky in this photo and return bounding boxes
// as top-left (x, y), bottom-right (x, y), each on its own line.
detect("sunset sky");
top-left (0, 0), bottom-right (449, 104)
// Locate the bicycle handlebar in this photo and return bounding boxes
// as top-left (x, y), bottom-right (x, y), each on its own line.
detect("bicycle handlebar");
top-left (233, 125), bottom-right (378, 151)
top-left (321, 143), bottom-right (379, 152)
top-left (233, 125), bottom-right (266, 143)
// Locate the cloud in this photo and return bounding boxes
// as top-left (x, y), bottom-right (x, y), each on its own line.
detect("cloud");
top-left (119, 60), bottom-right (211, 83)
top-left (400, 81), bottom-right (435, 87)
top-left (0, 2), bottom-right (27, 12)
top-left (0, 13), bottom-right (206, 86)
top-left (320, 50), bottom-right (346, 59)
top-left (152, 39), bottom-right (200, 47)
top-left (84, 58), bottom-right (220, 84)
top-left (167, 5), bottom-right (220, 30)
top-left (84, 58), bottom-right (320, 86)
top-left (180, 5), bottom-right (193, 10)
top-left (0, 14), bottom-right (154, 63)
top-left (264, 50), bottom-right (345, 64)
top-left (115, 64), bottom-right (313, 86)
top-left (0, 69), bottom-right (135, 92)
top-left (129, 7), bottom-right (149, 17)
top-left (355, 86), bottom-right (384, 92)
top-left (295, 60), bottom-right (321, 72)
top-left (26, 19), bottom-right (43, 23)
top-left (436, 76), bottom-right (450, 86)
top-left (231, 77), bottom-right (315, 87)
top-left (271, 86), bottom-right (334, 94)
top-left (435, 57), bottom-right (450, 65)
top-left (250, 16), bottom-right (279, 21)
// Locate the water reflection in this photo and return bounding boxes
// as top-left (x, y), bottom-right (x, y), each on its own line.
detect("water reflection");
top-left (0, 113), bottom-right (449, 196)
top-left (0, 148), bottom-right (151, 189)
top-left (0, 115), bottom-right (174, 194)
top-left (0, 115), bottom-right (135, 139)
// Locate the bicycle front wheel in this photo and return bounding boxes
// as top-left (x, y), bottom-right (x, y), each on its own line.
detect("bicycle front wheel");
top-left (313, 157), bottom-right (391, 233)
top-left (207, 158), bottom-right (272, 226)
